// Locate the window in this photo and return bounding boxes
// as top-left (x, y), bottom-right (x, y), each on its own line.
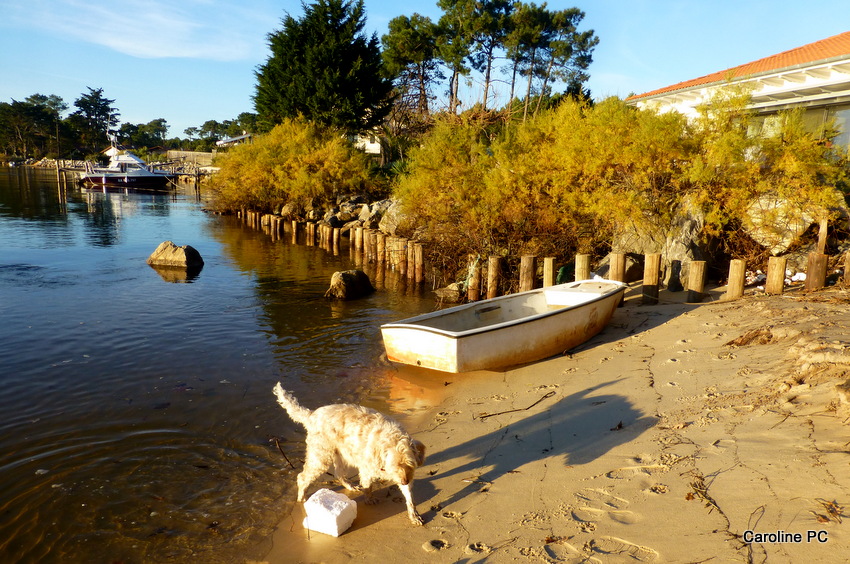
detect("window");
top-left (826, 104), bottom-right (850, 149)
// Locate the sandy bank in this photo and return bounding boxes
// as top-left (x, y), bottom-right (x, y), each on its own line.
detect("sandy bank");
top-left (258, 286), bottom-right (850, 563)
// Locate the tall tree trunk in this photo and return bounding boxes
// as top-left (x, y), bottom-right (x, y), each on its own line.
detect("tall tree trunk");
top-left (522, 47), bottom-right (537, 122)
top-left (481, 46), bottom-right (495, 111)
top-left (509, 60), bottom-right (518, 107)
top-left (449, 69), bottom-right (460, 114)
top-left (533, 54), bottom-right (557, 117)
top-left (417, 62), bottom-right (429, 115)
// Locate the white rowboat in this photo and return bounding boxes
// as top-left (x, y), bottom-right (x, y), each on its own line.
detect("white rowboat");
top-left (380, 279), bottom-right (626, 373)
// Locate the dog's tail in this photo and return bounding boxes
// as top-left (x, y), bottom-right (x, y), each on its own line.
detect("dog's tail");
top-left (272, 382), bottom-right (313, 427)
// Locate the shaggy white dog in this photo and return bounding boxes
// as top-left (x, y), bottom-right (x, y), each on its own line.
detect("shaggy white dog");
top-left (273, 382), bottom-right (426, 525)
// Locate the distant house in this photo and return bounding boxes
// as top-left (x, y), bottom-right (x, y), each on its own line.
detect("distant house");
top-left (627, 31), bottom-right (850, 147)
top-left (352, 132), bottom-right (382, 156)
top-left (215, 133), bottom-right (253, 148)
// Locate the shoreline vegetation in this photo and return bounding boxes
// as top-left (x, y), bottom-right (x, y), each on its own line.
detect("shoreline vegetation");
top-left (209, 94), bottom-right (849, 294)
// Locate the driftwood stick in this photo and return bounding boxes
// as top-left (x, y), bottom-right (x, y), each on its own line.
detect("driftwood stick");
top-left (476, 391), bottom-right (556, 420)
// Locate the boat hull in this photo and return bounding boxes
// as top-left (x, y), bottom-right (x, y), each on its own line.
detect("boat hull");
top-left (381, 280), bottom-right (626, 373)
top-left (79, 173), bottom-right (172, 190)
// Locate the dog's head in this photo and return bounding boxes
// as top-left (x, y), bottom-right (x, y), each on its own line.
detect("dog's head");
top-left (383, 439), bottom-right (426, 486)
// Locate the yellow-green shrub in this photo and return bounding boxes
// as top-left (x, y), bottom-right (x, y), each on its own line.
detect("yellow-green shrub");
top-left (209, 118), bottom-right (372, 213)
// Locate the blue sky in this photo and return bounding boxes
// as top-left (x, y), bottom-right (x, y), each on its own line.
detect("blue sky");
top-left (0, 0), bottom-right (847, 137)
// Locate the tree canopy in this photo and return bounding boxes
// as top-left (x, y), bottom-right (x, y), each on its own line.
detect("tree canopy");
top-left (380, 2), bottom-right (597, 122)
top-left (393, 95), bottom-right (847, 278)
top-left (68, 87), bottom-right (120, 154)
top-left (254, 0), bottom-right (394, 133)
top-left (209, 118), bottom-right (373, 212)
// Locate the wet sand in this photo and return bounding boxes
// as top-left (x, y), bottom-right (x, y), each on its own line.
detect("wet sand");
top-left (256, 285), bottom-right (850, 563)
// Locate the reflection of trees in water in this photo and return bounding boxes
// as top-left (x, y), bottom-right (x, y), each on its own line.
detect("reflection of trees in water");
top-left (0, 168), bottom-right (177, 248)
top-left (75, 191), bottom-right (171, 247)
top-left (205, 217), bottom-right (433, 390)
top-left (77, 193), bottom-right (121, 246)
top-left (208, 217), bottom-right (344, 343)
top-left (1, 168), bottom-right (67, 221)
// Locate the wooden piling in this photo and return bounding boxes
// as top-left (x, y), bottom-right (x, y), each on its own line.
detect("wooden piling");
top-left (609, 253), bottom-right (626, 282)
top-left (467, 257), bottom-right (481, 302)
top-left (397, 238), bottom-right (408, 275)
top-left (845, 252), bottom-right (850, 287)
top-left (806, 252), bottom-right (828, 291)
top-left (332, 227), bottom-right (341, 255)
top-left (519, 255), bottom-right (537, 292)
top-left (575, 254), bottom-right (591, 281)
top-left (487, 256), bottom-right (502, 299)
top-left (687, 261), bottom-right (707, 303)
top-left (414, 242), bottom-right (424, 283)
top-left (376, 232), bottom-right (386, 263)
top-left (306, 222), bottom-right (314, 246)
top-left (817, 218), bottom-right (828, 254)
top-left (543, 257), bottom-right (555, 287)
top-left (765, 256), bottom-right (787, 295)
top-left (641, 253), bottom-right (661, 305)
top-left (365, 230), bottom-right (375, 262)
top-left (725, 259), bottom-right (746, 300)
top-left (354, 227), bottom-right (363, 252)
top-left (406, 241), bottom-right (416, 280)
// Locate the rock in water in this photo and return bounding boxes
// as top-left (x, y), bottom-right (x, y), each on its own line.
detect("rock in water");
top-left (324, 270), bottom-right (375, 300)
top-left (146, 241), bottom-right (204, 268)
top-left (302, 489), bottom-right (357, 537)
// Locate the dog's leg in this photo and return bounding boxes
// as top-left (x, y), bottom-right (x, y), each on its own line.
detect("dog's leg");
top-left (359, 478), bottom-right (379, 505)
top-left (296, 448), bottom-right (331, 502)
top-left (332, 452), bottom-right (362, 492)
top-left (398, 483), bottom-right (424, 525)
top-left (296, 468), bottom-right (324, 502)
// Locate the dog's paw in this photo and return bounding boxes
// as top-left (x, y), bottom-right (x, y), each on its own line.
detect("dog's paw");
top-left (409, 511), bottom-right (424, 526)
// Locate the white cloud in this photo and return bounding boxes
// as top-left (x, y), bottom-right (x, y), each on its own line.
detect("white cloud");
top-left (4, 0), bottom-right (278, 61)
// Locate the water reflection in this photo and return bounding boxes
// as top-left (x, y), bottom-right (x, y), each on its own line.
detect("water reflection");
top-left (148, 263), bottom-right (204, 283)
top-left (0, 167), bottom-right (437, 563)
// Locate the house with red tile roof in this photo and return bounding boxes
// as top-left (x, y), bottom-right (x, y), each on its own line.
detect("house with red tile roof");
top-left (627, 32), bottom-right (850, 147)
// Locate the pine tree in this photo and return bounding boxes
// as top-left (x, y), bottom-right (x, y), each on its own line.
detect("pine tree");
top-left (254, 0), bottom-right (393, 134)
top-left (69, 87), bottom-right (119, 154)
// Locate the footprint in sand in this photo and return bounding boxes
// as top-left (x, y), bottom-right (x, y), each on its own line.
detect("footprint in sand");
top-left (590, 536), bottom-right (659, 562)
top-left (464, 542), bottom-right (491, 555)
top-left (576, 488), bottom-right (630, 509)
top-left (605, 465), bottom-right (667, 480)
top-left (422, 539), bottom-right (450, 552)
top-left (572, 488), bottom-right (641, 526)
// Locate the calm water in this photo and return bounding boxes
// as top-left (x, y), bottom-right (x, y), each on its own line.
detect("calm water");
top-left (0, 167), bottom-right (437, 563)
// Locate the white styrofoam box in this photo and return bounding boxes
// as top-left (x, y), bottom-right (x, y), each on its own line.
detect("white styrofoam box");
top-left (302, 489), bottom-right (357, 537)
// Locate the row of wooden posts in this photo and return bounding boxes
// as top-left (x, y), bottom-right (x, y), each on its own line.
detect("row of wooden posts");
top-left (240, 210), bottom-right (428, 283)
top-left (592, 251), bottom-right (847, 305)
top-left (479, 250), bottom-right (847, 305)
top-left (240, 211), bottom-right (848, 303)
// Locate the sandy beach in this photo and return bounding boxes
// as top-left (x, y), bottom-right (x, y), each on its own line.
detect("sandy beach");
top-left (258, 285), bottom-right (850, 563)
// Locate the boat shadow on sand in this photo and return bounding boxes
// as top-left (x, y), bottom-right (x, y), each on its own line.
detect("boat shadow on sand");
top-left (421, 380), bottom-right (656, 516)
